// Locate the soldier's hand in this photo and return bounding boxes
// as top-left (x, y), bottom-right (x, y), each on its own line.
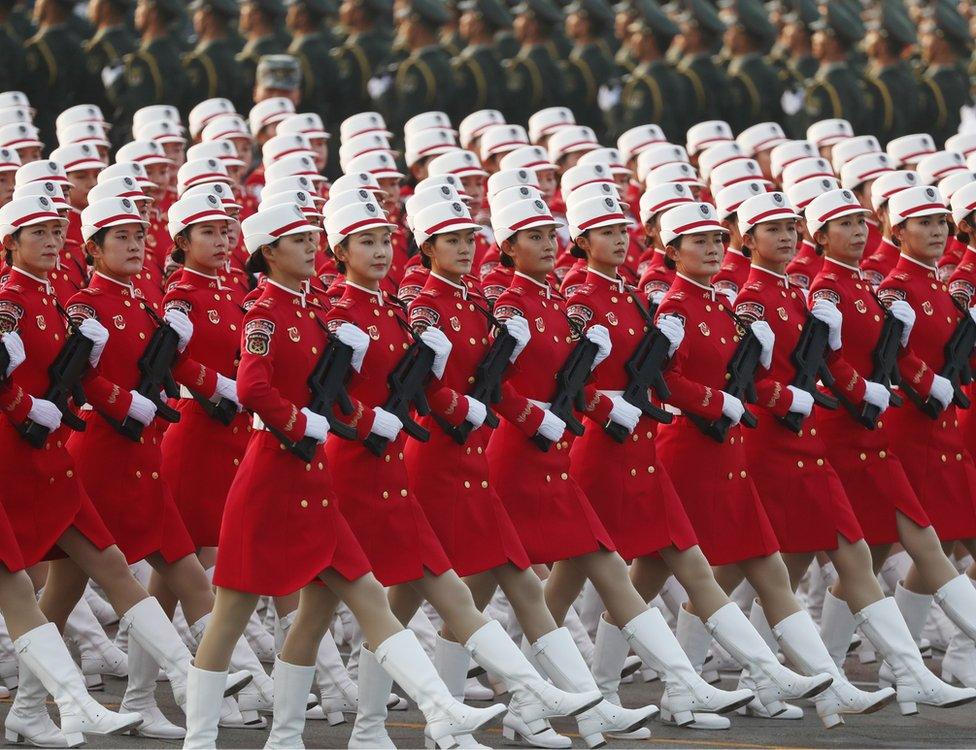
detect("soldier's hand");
top-left (127, 390), bottom-right (157, 426)
top-left (301, 407), bottom-right (331, 443)
top-left (862, 380), bottom-right (891, 414)
top-left (463, 397), bottom-right (488, 429)
top-left (78, 318), bottom-right (109, 367)
top-left (886, 300), bottom-right (915, 346)
top-left (585, 325), bottom-right (612, 370)
top-left (503, 316), bottom-right (530, 362)
top-left (786, 386), bottom-right (813, 417)
top-left (419, 328), bottom-right (452, 379)
top-left (334, 322), bottom-right (371, 373)
top-left (536, 409), bottom-right (566, 442)
top-left (608, 395), bottom-right (641, 434)
top-left (1, 332), bottom-right (25, 376)
top-left (658, 315), bottom-right (685, 357)
top-left (720, 392), bottom-right (745, 425)
top-left (27, 397), bottom-right (62, 432)
top-left (370, 406), bottom-right (402, 442)
top-left (213, 374), bottom-right (242, 411)
top-left (928, 374), bottom-right (953, 411)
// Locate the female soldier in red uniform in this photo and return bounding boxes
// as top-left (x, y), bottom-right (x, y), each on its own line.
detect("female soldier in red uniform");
top-left (635, 183), bottom-right (694, 300)
top-left (554, 195), bottom-right (837, 731)
top-left (322, 198), bottom-right (601, 749)
top-left (802, 187), bottom-right (976, 711)
top-left (0, 196), bottom-right (248, 747)
top-left (185, 202), bottom-right (508, 750)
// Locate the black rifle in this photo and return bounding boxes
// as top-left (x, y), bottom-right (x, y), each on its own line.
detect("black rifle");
top-left (531, 335), bottom-right (600, 452)
top-left (778, 315), bottom-right (838, 434)
top-left (267, 337), bottom-right (357, 462)
top-left (16, 303), bottom-right (94, 447)
top-left (363, 338), bottom-right (436, 457)
top-left (604, 295), bottom-right (673, 443)
top-left (102, 305), bottom-right (182, 441)
top-left (435, 324), bottom-right (517, 445)
top-left (829, 295), bottom-right (903, 429)
top-left (686, 311), bottom-right (761, 443)
top-left (900, 296), bottom-right (976, 419)
top-left (186, 387), bottom-right (239, 426)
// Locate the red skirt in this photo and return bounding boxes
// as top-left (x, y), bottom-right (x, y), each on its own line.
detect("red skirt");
top-left (160, 400), bottom-right (252, 547)
top-left (487, 421), bottom-right (616, 564)
top-left (743, 415), bottom-right (864, 553)
top-left (213, 431), bottom-right (372, 596)
top-left (655, 419), bottom-right (780, 566)
top-left (817, 408), bottom-right (931, 544)
top-left (0, 505), bottom-right (25, 574)
top-left (326, 434), bottom-right (452, 587)
top-left (570, 417), bottom-right (697, 560)
top-left (405, 422), bottom-right (531, 577)
top-left (67, 415), bottom-right (196, 565)
top-left (0, 422), bottom-right (115, 567)
top-left (885, 403), bottom-right (976, 542)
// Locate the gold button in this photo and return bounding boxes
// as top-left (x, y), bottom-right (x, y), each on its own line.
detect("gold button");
top-left (49, 477), bottom-right (54, 484)
top-left (373, 309), bottom-right (379, 317)
top-left (797, 460), bottom-right (804, 468)
top-left (300, 500), bottom-right (308, 508)
top-left (718, 304), bottom-right (724, 311)
top-left (560, 472), bottom-right (568, 480)
top-left (628, 328), bottom-right (635, 335)
top-left (322, 499), bottom-right (329, 507)
top-left (469, 337), bottom-right (476, 345)
top-left (476, 446), bottom-right (483, 454)
top-left (816, 458), bottom-right (824, 466)
top-left (465, 447), bottom-right (471, 454)
top-left (305, 464), bottom-right (312, 471)
top-left (957, 453), bottom-right (963, 461)
top-left (384, 454), bottom-right (391, 462)
top-left (809, 428), bottom-right (816, 436)
top-left (611, 296), bottom-right (618, 303)
top-left (400, 489), bottom-right (408, 497)
top-left (388, 309), bottom-right (394, 317)
top-left (877, 421), bottom-right (883, 429)
top-left (152, 471), bottom-right (159, 479)
top-left (468, 376), bottom-right (475, 384)
top-left (66, 469), bottom-right (73, 478)
top-left (727, 472), bottom-right (734, 480)
top-left (469, 304), bottom-right (475, 311)
top-left (879, 450), bottom-right (886, 459)
top-left (230, 324), bottom-right (237, 331)
top-left (630, 468), bottom-right (637, 476)
top-left (319, 462), bottom-right (324, 469)
top-left (705, 304), bottom-right (712, 312)
top-left (481, 480), bottom-right (488, 488)
top-left (482, 338), bottom-right (488, 345)
top-left (136, 470), bottom-right (142, 478)
top-left (464, 481), bottom-right (471, 488)
top-left (632, 433), bottom-right (639, 442)
top-left (646, 431), bottom-right (653, 439)
top-left (647, 465), bottom-right (655, 473)
top-left (859, 452), bottom-right (867, 461)
top-left (139, 332), bottom-right (146, 340)
top-left (942, 454), bottom-right (948, 462)
top-left (874, 315), bottom-right (880, 322)
top-left (546, 475), bottom-right (551, 483)
top-left (739, 470), bottom-right (747, 478)
top-left (233, 458), bottom-right (239, 466)
top-left (382, 491), bottom-right (389, 499)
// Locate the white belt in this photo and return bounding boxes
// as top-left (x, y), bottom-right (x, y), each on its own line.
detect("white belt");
top-left (664, 403), bottom-right (683, 417)
top-left (178, 385), bottom-right (194, 399)
top-left (528, 399), bottom-right (551, 410)
top-left (597, 389), bottom-right (624, 398)
top-left (79, 403), bottom-right (92, 411)
top-left (252, 413), bottom-right (268, 431)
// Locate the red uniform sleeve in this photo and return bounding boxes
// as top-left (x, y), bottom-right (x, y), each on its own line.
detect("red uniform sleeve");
top-left (0, 376), bottom-right (31, 425)
top-left (733, 296), bottom-right (795, 418)
top-left (163, 296), bottom-right (220, 399)
top-left (64, 301), bottom-right (134, 421)
top-left (655, 300), bottom-right (724, 421)
top-left (237, 315), bottom-right (307, 441)
top-left (809, 283), bottom-right (869, 405)
top-left (408, 302), bottom-right (472, 428)
top-left (322, 312), bottom-right (377, 440)
top-left (876, 285), bottom-right (936, 397)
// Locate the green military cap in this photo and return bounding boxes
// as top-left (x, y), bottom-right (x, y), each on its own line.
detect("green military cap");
top-left (628, 0), bottom-right (679, 37)
top-left (458, 0), bottom-right (513, 27)
top-left (511, 0), bottom-right (563, 24)
top-left (780, 0), bottom-right (817, 29)
top-left (189, 0), bottom-right (240, 14)
top-left (565, 0), bottom-right (614, 25)
top-left (283, 0), bottom-right (338, 15)
top-left (676, 0), bottom-right (725, 35)
top-left (239, 0), bottom-right (286, 14)
top-left (925, 0), bottom-right (972, 51)
top-left (719, 0), bottom-right (775, 45)
top-left (397, 0), bottom-right (451, 25)
top-left (810, 1), bottom-right (864, 46)
top-left (256, 53), bottom-right (302, 89)
top-left (865, 0), bottom-right (916, 47)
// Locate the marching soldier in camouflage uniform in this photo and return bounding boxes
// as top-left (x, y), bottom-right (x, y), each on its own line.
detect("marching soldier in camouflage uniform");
top-left (804, 2), bottom-right (865, 134)
top-left (184, 0), bottom-right (249, 114)
top-left (85, 0), bottom-right (137, 117)
top-left (720, 0), bottom-right (783, 133)
top-left (453, 0), bottom-right (512, 115)
top-left (862, 0), bottom-right (920, 146)
top-left (675, 0), bottom-right (732, 126)
top-left (386, 0), bottom-right (456, 135)
top-left (918, 1), bottom-right (972, 147)
top-left (333, 0), bottom-right (392, 122)
top-left (612, 0), bottom-right (640, 75)
top-left (562, 0), bottom-right (617, 138)
top-left (505, 0), bottom-right (566, 127)
top-left (237, 0), bottom-right (289, 95)
top-left (773, 0), bottom-right (818, 137)
top-left (616, 0), bottom-right (684, 141)
top-left (286, 0), bottom-right (342, 129)
top-left (115, 0), bottom-right (190, 141)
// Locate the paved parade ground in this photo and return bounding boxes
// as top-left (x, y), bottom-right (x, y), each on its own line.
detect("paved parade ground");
top-left (6, 656), bottom-right (976, 749)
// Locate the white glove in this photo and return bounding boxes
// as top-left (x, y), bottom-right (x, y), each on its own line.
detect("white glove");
top-left (27, 396), bottom-right (61, 431)
top-left (163, 309), bottom-right (193, 353)
top-left (608, 395), bottom-right (641, 434)
top-left (127, 390), bottom-right (157, 426)
top-left (367, 74), bottom-right (392, 99)
top-left (720, 391), bottom-right (745, 425)
top-left (77, 318), bottom-right (109, 367)
top-left (862, 380), bottom-right (890, 414)
top-left (1, 332), bottom-right (25, 376)
top-left (585, 325), bottom-right (612, 370)
top-left (786, 385), bottom-right (813, 416)
top-left (503, 316), bottom-right (530, 362)
top-left (969, 306), bottom-right (976, 326)
top-left (301, 406), bottom-right (330, 443)
top-left (419, 327), bottom-right (452, 380)
top-left (810, 299), bottom-right (843, 351)
top-left (212, 373), bottom-right (242, 410)
top-left (536, 409), bottom-right (566, 442)
top-left (887, 300), bottom-right (915, 347)
top-left (597, 83), bottom-right (621, 112)
top-left (334, 322), bottom-right (371, 373)
top-left (717, 287), bottom-right (737, 305)
top-left (658, 314), bottom-right (685, 357)
top-left (464, 396), bottom-right (487, 428)
top-left (649, 291), bottom-right (665, 306)
top-left (370, 406), bottom-right (402, 442)
top-left (928, 374), bottom-right (953, 411)
top-left (750, 320), bottom-right (775, 369)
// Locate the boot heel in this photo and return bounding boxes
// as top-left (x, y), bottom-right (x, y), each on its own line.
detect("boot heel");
top-left (581, 731), bottom-right (607, 748)
top-left (821, 713), bottom-right (844, 729)
top-left (325, 710), bottom-right (345, 725)
top-left (84, 673), bottom-right (103, 691)
top-left (63, 732), bottom-right (85, 748)
top-left (424, 737), bottom-right (435, 749)
top-left (523, 716), bottom-right (547, 734)
top-left (502, 725), bottom-right (517, 742)
top-left (240, 708), bottom-right (263, 725)
top-left (4, 729), bottom-right (23, 743)
top-left (670, 709), bottom-right (695, 727)
top-left (764, 700), bottom-right (786, 717)
top-left (898, 700), bottom-right (918, 716)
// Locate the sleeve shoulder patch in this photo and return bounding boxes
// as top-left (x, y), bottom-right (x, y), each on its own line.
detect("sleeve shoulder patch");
top-left (410, 305), bottom-right (440, 330)
top-left (734, 300), bottom-right (765, 323)
top-left (244, 318), bottom-right (275, 356)
top-left (163, 298), bottom-right (192, 316)
top-left (493, 304), bottom-right (524, 322)
top-left (0, 299), bottom-right (24, 333)
top-left (65, 302), bottom-right (96, 323)
top-left (810, 288), bottom-right (841, 305)
top-left (877, 287), bottom-right (907, 304)
top-left (566, 303), bottom-right (594, 324)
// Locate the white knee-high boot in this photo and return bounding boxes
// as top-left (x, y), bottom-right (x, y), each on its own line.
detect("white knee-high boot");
top-left (348, 647), bottom-right (395, 749)
top-left (671, 607), bottom-right (732, 729)
top-left (63, 598), bottom-right (127, 691)
top-left (119, 634), bottom-right (186, 739)
top-left (433, 635), bottom-right (488, 750)
top-left (182, 664), bottom-right (227, 749)
top-left (264, 659), bottom-right (316, 749)
top-left (733, 601), bottom-right (803, 720)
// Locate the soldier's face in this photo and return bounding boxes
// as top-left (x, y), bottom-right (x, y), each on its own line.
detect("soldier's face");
top-left (145, 163), bottom-right (170, 190)
top-left (271, 231), bottom-right (319, 280)
top-left (535, 168), bottom-right (558, 200)
top-left (668, 230), bottom-right (725, 281)
top-left (67, 169), bottom-right (100, 209)
top-left (578, 223), bottom-right (629, 272)
top-left (161, 141), bottom-right (186, 167)
top-left (425, 229), bottom-right (476, 278)
top-left (183, 220), bottom-right (230, 272)
top-left (15, 145), bottom-right (41, 164)
top-left (231, 137), bottom-right (254, 167)
top-left (340, 228), bottom-right (394, 284)
top-left (9, 220), bottom-right (65, 275)
top-left (90, 222), bottom-right (146, 279)
top-left (818, 213), bottom-right (868, 264)
top-left (506, 224), bottom-right (557, 275)
top-left (895, 214), bottom-right (950, 265)
top-left (460, 175), bottom-right (485, 209)
top-left (309, 138), bottom-right (329, 171)
top-left (376, 177), bottom-right (401, 213)
top-left (226, 163), bottom-right (246, 186)
top-left (0, 171), bottom-right (13, 207)
top-left (746, 218), bottom-right (798, 267)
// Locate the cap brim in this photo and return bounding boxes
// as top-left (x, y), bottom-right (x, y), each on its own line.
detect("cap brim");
top-left (64, 160), bottom-right (106, 172)
top-left (670, 221), bottom-right (729, 239)
top-left (277, 222), bottom-right (324, 238)
top-left (815, 135), bottom-right (848, 147)
top-left (18, 213), bottom-right (68, 228)
top-left (135, 156), bottom-right (174, 166)
top-left (178, 211), bottom-right (234, 230)
top-left (369, 168), bottom-right (406, 179)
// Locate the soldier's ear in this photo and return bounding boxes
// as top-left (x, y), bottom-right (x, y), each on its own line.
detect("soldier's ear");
top-left (958, 215), bottom-right (976, 239)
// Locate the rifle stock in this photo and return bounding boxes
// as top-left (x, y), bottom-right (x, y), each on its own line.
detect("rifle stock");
top-left (364, 339), bottom-right (435, 457)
